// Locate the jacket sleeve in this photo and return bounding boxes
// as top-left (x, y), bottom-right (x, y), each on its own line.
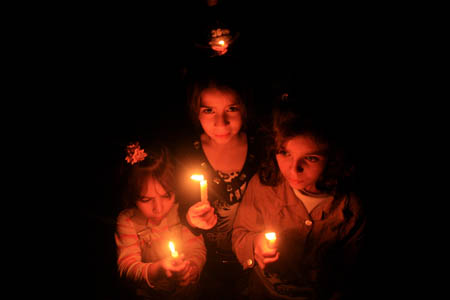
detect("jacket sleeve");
top-left (115, 211), bottom-right (155, 288)
top-left (332, 193), bottom-right (368, 298)
top-left (232, 175), bottom-right (266, 270)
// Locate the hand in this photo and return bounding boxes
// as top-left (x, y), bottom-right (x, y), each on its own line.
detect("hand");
top-left (187, 202), bottom-right (217, 230)
top-left (254, 232), bottom-right (279, 270)
top-left (159, 254), bottom-right (189, 279)
top-left (176, 262), bottom-right (200, 286)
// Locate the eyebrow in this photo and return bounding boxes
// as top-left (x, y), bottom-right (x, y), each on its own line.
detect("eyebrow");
top-left (304, 150), bottom-right (327, 156)
top-left (200, 103), bottom-right (240, 108)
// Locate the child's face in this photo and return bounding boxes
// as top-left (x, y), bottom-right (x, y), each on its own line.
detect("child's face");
top-left (198, 88), bottom-right (243, 144)
top-left (276, 135), bottom-right (328, 193)
top-left (136, 178), bottom-right (175, 225)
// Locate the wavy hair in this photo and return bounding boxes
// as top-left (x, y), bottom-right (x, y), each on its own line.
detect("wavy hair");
top-left (258, 96), bottom-right (356, 195)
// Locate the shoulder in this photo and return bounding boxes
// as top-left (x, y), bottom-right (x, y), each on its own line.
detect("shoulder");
top-left (338, 192), bottom-right (366, 220)
top-left (246, 174), bottom-right (279, 197)
top-left (116, 208), bottom-right (138, 233)
top-left (116, 208), bottom-right (136, 226)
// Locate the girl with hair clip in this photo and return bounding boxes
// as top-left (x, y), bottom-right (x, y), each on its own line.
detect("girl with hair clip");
top-left (174, 61), bottom-right (261, 300)
top-left (115, 141), bottom-right (206, 300)
top-left (232, 95), bottom-right (367, 300)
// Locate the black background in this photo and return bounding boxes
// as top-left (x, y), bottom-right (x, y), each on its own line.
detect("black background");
top-left (45, 2), bottom-right (377, 299)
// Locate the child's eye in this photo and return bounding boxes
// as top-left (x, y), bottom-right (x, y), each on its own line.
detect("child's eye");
top-left (200, 107), bottom-right (214, 114)
top-left (138, 197), bottom-right (153, 203)
top-left (227, 105), bottom-right (240, 112)
top-left (277, 149), bottom-right (290, 157)
top-left (305, 156), bottom-right (319, 162)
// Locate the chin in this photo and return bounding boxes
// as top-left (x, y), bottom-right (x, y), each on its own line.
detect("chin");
top-left (149, 216), bottom-right (163, 225)
top-left (287, 180), bottom-right (305, 190)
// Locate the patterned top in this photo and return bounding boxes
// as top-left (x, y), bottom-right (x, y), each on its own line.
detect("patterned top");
top-left (175, 135), bottom-right (260, 263)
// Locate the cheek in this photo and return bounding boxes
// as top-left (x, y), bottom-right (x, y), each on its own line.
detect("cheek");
top-left (306, 164), bottom-right (326, 180)
top-left (276, 156), bottom-right (289, 174)
top-left (199, 116), bottom-right (213, 130)
top-left (136, 202), bottom-right (152, 216)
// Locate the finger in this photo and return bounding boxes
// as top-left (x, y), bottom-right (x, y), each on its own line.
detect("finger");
top-left (262, 248), bottom-right (278, 257)
top-left (263, 251), bottom-right (280, 265)
top-left (166, 270), bottom-right (173, 278)
top-left (197, 207), bottom-right (215, 218)
top-left (255, 256), bottom-right (266, 270)
top-left (208, 214), bottom-right (218, 227)
top-left (171, 261), bottom-right (189, 273)
top-left (190, 206), bottom-right (212, 217)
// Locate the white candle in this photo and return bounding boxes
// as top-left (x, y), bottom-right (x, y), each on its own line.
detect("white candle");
top-left (191, 174), bottom-right (208, 203)
top-left (265, 232), bottom-right (277, 248)
top-left (168, 241), bottom-right (179, 258)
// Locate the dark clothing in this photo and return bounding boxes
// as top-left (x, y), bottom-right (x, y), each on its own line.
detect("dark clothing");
top-left (174, 133), bottom-right (260, 300)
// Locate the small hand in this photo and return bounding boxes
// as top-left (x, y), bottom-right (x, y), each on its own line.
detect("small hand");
top-left (176, 262), bottom-right (200, 286)
top-left (187, 202), bottom-right (218, 230)
top-left (254, 233), bottom-right (279, 270)
top-left (160, 254), bottom-right (188, 278)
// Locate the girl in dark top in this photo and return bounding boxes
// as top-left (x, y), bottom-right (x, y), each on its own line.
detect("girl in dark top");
top-left (174, 62), bottom-right (260, 300)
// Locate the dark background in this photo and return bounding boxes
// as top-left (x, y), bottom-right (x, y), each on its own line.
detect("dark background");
top-left (54, 2), bottom-right (375, 299)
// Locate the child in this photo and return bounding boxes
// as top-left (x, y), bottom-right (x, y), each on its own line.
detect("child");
top-left (115, 141), bottom-right (206, 300)
top-left (232, 96), bottom-right (366, 300)
top-left (175, 62), bottom-right (260, 300)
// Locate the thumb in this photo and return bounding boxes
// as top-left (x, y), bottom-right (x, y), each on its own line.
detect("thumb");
top-left (165, 270), bottom-right (173, 278)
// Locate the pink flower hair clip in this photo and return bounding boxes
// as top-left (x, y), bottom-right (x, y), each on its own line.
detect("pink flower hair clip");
top-left (125, 142), bottom-right (148, 165)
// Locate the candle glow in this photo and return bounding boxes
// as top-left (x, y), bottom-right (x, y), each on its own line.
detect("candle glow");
top-left (265, 232), bottom-right (277, 248)
top-left (191, 174), bottom-right (208, 203)
top-left (168, 241), bottom-right (179, 258)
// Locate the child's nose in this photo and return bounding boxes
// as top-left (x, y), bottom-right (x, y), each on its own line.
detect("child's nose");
top-left (214, 112), bottom-right (229, 127)
top-left (291, 159), bottom-right (303, 173)
top-left (153, 199), bottom-right (163, 214)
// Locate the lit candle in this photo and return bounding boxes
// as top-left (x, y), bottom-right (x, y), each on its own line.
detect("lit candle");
top-left (190, 174), bottom-right (208, 203)
top-left (265, 232), bottom-right (277, 248)
top-left (168, 241), bottom-right (179, 258)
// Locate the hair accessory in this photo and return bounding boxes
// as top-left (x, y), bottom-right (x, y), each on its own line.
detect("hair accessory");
top-left (125, 142), bottom-right (148, 165)
top-left (281, 93), bottom-right (289, 101)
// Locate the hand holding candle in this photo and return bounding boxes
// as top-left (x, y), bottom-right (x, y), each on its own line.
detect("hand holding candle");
top-left (265, 232), bottom-right (277, 249)
top-left (168, 241), bottom-right (179, 258)
top-left (190, 174), bottom-right (208, 203)
top-left (187, 174), bottom-right (217, 229)
top-left (254, 232), bottom-right (280, 270)
top-left (158, 241), bottom-right (189, 280)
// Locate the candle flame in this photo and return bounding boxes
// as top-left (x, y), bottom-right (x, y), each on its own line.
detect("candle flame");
top-left (218, 40), bottom-right (225, 46)
top-left (191, 174), bottom-right (204, 181)
top-left (168, 241), bottom-right (179, 258)
top-left (265, 232), bottom-right (277, 242)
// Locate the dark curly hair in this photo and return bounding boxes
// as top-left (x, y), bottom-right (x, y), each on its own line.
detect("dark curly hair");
top-left (258, 96), bottom-right (356, 195)
top-left (120, 141), bottom-right (176, 210)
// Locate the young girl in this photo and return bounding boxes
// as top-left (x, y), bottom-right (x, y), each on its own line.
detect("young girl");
top-left (115, 141), bottom-right (206, 300)
top-left (175, 62), bottom-right (260, 300)
top-left (232, 96), bottom-right (366, 300)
